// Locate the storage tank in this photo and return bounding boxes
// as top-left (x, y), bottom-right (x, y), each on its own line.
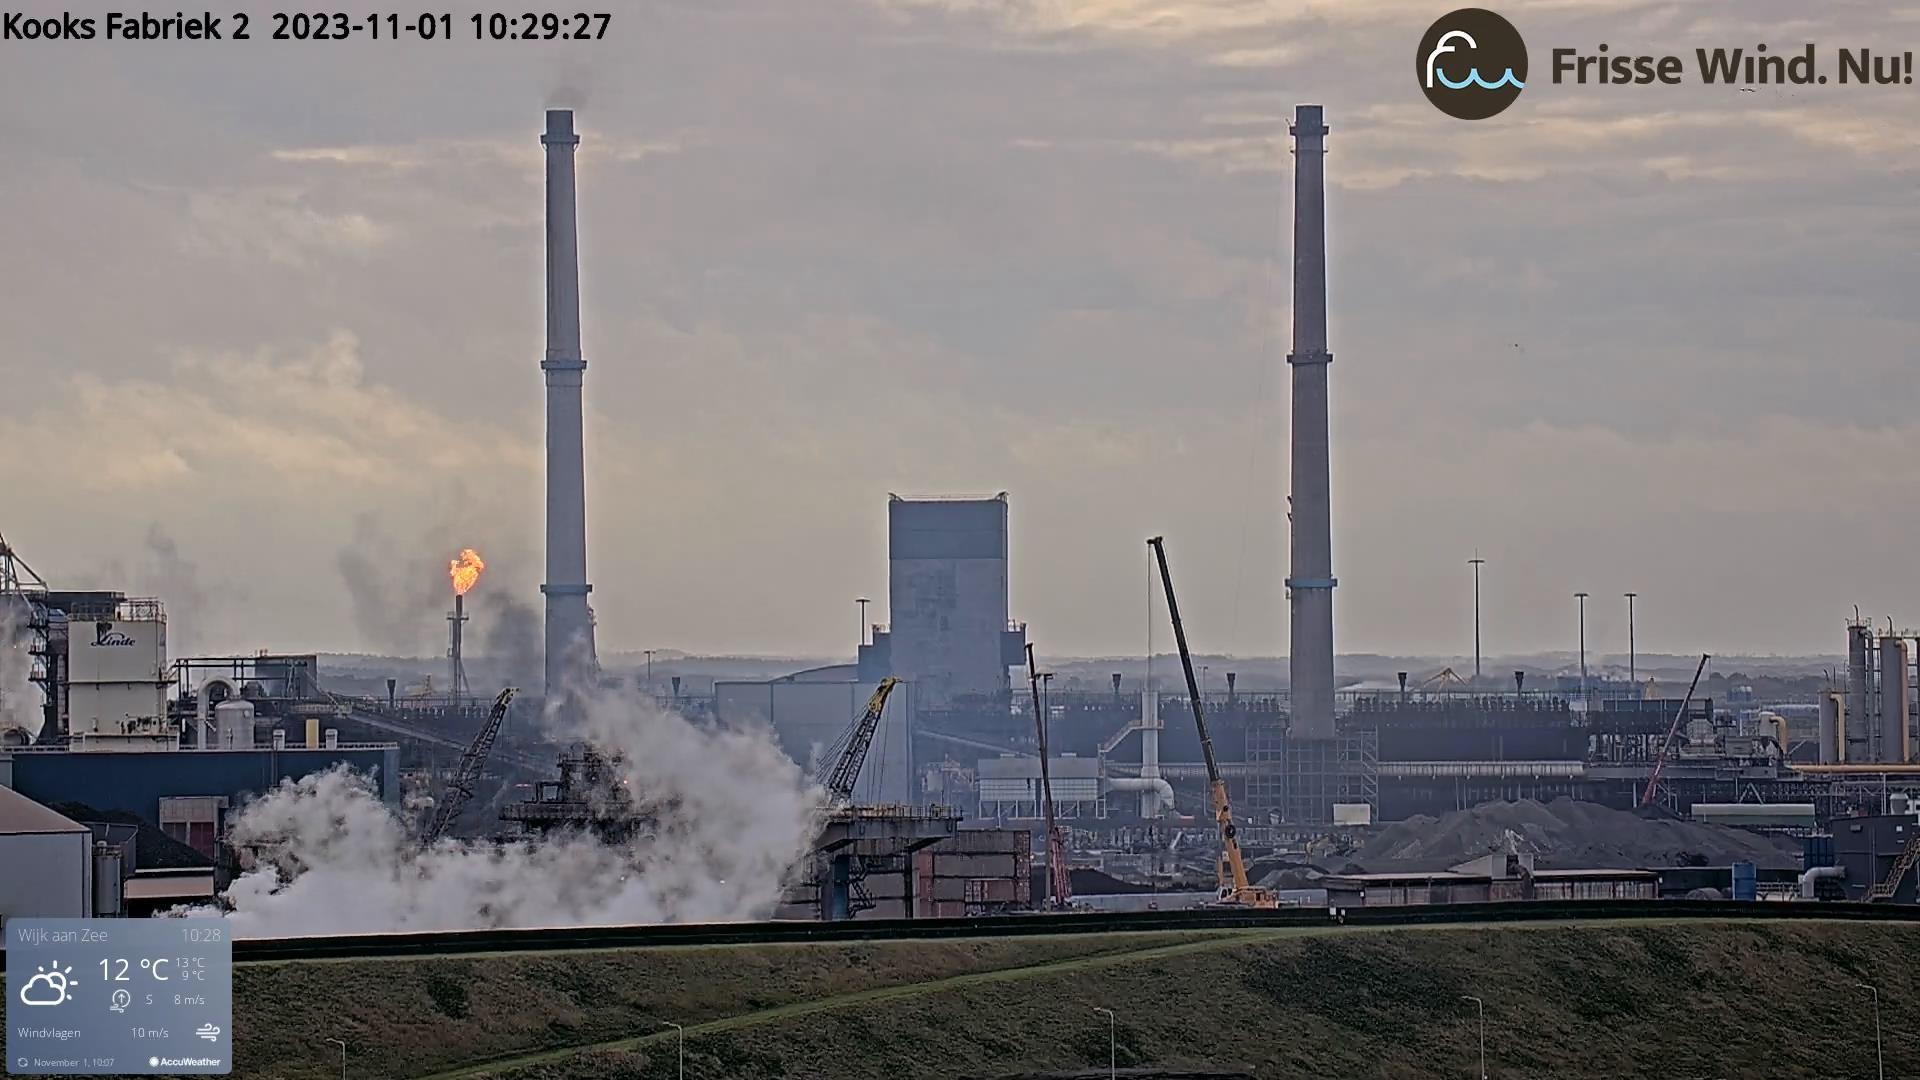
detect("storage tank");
top-left (92, 841), bottom-right (123, 916)
top-left (213, 699), bottom-right (256, 749)
top-left (1848, 625), bottom-right (1873, 762)
top-left (1819, 692), bottom-right (1843, 764)
top-left (1881, 636), bottom-right (1911, 765)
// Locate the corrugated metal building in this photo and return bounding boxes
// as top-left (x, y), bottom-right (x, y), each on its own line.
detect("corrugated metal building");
top-left (715, 668), bottom-right (917, 805)
top-left (1324, 853), bottom-right (1657, 908)
top-left (976, 754), bottom-right (1102, 819)
top-left (1833, 813), bottom-right (1920, 901)
top-left (0, 785), bottom-right (93, 924)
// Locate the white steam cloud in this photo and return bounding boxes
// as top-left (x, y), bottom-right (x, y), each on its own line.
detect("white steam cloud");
top-left (0, 602), bottom-right (44, 739)
top-left (204, 684), bottom-right (824, 937)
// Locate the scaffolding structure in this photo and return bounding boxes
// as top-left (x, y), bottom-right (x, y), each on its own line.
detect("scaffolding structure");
top-left (1242, 720), bottom-right (1377, 825)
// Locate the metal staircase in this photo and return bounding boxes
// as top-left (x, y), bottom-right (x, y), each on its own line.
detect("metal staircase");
top-left (1868, 833), bottom-right (1920, 901)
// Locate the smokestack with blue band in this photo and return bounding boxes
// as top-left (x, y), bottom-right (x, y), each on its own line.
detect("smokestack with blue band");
top-left (541, 108), bottom-right (597, 707)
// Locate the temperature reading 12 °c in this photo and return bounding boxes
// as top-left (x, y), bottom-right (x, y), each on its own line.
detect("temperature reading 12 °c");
top-left (96, 957), bottom-right (200, 982)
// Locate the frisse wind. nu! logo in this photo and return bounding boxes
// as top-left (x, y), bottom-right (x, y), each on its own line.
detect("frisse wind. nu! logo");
top-left (1418, 9), bottom-right (1529, 119)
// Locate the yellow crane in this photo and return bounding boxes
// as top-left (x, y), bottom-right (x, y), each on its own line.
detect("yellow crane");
top-left (816, 676), bottom-right (901, 805)
top-left (1149, 536), bottom-right (1276, 909)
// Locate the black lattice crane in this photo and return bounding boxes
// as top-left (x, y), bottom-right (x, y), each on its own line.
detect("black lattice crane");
top-left (423, 687), bottom-right (517, 842)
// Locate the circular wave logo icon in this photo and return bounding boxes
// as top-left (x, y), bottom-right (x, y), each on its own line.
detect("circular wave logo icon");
top-left (1418, 8), bottom-right (1528, 119)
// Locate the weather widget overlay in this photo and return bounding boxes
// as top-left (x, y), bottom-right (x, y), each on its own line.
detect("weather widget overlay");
top-left (7, 919), bottom-right (232, 1075)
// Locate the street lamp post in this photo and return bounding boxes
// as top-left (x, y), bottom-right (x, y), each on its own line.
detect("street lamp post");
top-left (325, 1038), bottom-right (347, 1080)
top-left (857, 597), bottom-right (870, 649)
top-left (1093, 1007), bottom-right (1116, 1079)
top-left (1574, 592), bottom-right (1590, 709)
top-left (1624, 592), bottom-right (1638, 692)
top-left (1460, 996), bottom-right (1487, 1080)
top-left (661, 1021), bottom-right (685, 1080)
top-left (1469, 556), bottom-right (1486, 681)
top-left (1856, 984), bottom-right (1884, 1080)
top-left (644, 649), bottom-right (656, 693)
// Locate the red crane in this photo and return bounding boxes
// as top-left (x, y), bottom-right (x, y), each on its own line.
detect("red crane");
top-left (1641, 653), bottom-right (1710, 809)
top-left (1025, 643), bottom-right (1071, 909)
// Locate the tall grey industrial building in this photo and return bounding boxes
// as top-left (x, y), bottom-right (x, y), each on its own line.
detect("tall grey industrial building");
top-left (863, 495), bottom-right (1026, 705)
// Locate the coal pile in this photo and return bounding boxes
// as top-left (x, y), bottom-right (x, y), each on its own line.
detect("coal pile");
top-left (1355, 797), bottom-right (1802, 871)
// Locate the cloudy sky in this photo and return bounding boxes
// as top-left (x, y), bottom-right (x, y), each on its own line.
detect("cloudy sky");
top-left (1, 0), bottom-right (1915, 663)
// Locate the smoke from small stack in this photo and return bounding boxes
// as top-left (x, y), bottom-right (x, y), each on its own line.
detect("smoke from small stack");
top-left (72, 524), bottom-right (223, 655)
top-left (475, 590), bottom-right (542, 689)
top-left (337, 514), bottom-right (450, 656)
top-left (140, 524), bottom-right (214, 654)
top-left (0, 602), bottom-right (42, 738)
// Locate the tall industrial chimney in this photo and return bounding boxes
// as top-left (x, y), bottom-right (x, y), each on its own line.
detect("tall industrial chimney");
top-left (1286, 104), bottom-right (1335, 739)
top-left (541, 108), bottom-right (597, 706)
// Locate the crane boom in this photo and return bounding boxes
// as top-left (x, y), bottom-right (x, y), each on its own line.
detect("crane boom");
top-left (424, 687), bottom-right (517, 842)
top-left (1149, 536), bottom-right (1274, 908)
top-left (1026, 643), bottom-right (1072, 908)
top-left (1641, 653), bottom-right (1710, 809)
top-left (816, 676), bottom-right (900, 804)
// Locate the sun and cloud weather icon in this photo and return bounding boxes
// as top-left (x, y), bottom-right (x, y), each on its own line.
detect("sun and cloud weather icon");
top-left (19, 963), bottom-right (78, 1007)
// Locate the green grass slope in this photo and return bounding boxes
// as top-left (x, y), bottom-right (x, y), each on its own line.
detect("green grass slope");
top-left (435, 920), bottom-right (1920, 1080)
top-left (14, 920), bottom-right (1913, 1078)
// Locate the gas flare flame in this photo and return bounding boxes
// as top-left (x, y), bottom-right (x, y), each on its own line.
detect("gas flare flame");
top-left (449, 548), bottom-right (485, 597)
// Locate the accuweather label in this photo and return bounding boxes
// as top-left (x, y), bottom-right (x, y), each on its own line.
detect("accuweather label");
top-left (7, 919), bottom-right (232, 1075)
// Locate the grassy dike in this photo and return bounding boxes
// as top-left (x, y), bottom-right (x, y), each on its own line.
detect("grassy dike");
top-left (10, 920), bottom-right (1917, 1078)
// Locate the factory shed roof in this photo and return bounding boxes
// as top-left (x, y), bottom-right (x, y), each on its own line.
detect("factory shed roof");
top-left (0, 785), bottom-right (90, 836)
top-left (1322, 867), bottom-right (1656, 887)
top-left (1322, 871), bottom-right (1482, 885)
top-left (1530, 868), bottom-right (1659, 881)
top-left (979, 755), bottom-right (1101, 780)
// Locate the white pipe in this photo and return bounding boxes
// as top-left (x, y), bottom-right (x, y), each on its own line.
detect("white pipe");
top-left (1799, 864), bottom-right (1845, 899)
top-left (1107, 776), bottom-right (1174, 818)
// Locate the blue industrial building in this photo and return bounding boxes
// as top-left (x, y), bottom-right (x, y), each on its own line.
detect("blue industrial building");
top-left (1, 745), bottom-right (400, 826)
